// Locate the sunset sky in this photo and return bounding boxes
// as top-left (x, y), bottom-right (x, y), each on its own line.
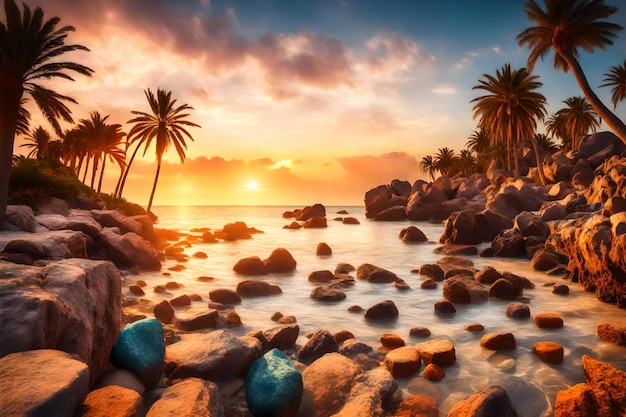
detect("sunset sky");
top-left (11, 0), bottom-right (626, 206)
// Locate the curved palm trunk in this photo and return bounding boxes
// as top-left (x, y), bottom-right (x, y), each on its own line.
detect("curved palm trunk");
top-left (560, 51), bottom-right (626, 144)
top-left (530, 136), bottom-right (547, 186)
top-left (147, 159), bottom-right (162, 214)
top-left (97, 158), bottom-right (107, 193)
top-left (0, 77), bottom-right (23, 230)
top-left (90, 156), bottom-right (100, 189)
top-left (116, 144), bottom-right (141, 199)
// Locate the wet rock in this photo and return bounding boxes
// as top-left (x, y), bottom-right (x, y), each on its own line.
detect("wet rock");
top-left (391, 394), bottom-right (439, 417)
top-left (419, 263), bottom-right (445, 281)
top-left (82, 385), bottom-right (143, 417)
top-left (489, 278), bottom-right (522, 300)
top-left (553, 284), bottom-right (570, 295)
top-left (434, 299), bottom-right (456, 314)
top-left (440, 209), bottom-right (481, 245)
top-left (480, 333), bottom-right (516, 351)
top-left (339, 339), bottom-right (374, 358)
top-left (400, 225), bottom-right (428, 242)
top-left (175, 309), bottom-right (219, 331)
top-left (409, 327), bottom-right (431, 338)
top-left (515, 211), bottom-right (550, 238)
top-left (164, 330), bottom-right (262, 381)
top-left (380, 333), bottom-right (405, 349)
top-left (310, 286), bottom-right (346, 302)
top-left (448, 386), bottom-right (518, 417)
top-left (343, 217), bottom-right (360, 224)
top-left (415, 339), bottom-right (456, 367)
top-left (246, 349), bottom-right (303, 417)
top-left (265, 247), bottom-right (297, 273)
top-left (597, 322), bottom-right (626, 345)
top-left (236, 279), bottom-right (282, 297)
top-left (145, 378), bottom-right (223, 417)
top-left (465, 323), bottom-right (485, 332)
top-left (491, 228), bottom-right (525, 257)
top-left (334, 330), bottom-right (355, 345)
top-left (422, 363), bottom-right (445, 381)
top-left (357, 263), bottom-right (399, 283)
top-left (308, 270), bottom-right (336, 283)
top-left (233, 256), bottom-right (267, 275)
top-left (304, 216), bottom-right (328, 228)
top-left (384, 346), bottom-right (421, 378)
top-left (296, 203), bottom-right (326, 221)
top-left (209, 288), bottom-right (241, 304)
top-left (421, 279), bottom-right (438, 289)
top-left (316, 242), bottom-right (332, 255)
top-left (298, 329), bottom-right (339, 364)
top-left (442, 276), bottom-right (489, 304)
top-left (0, 349), bottom-right (89, 417)
top-left (531, 249), bottom-right (561, 271)
top-left (506, 302), bottom-right (530, 319)
top-left (99, 228), bottom-right (161, 271)
top-left (533, 313), bottom-right (564, 329)
top-left (110, 318), bottom-right (165, 389)
top-left (365, 300), bottom-right (399, 321)
top-left (375, 205), bottom-right (407, 221)
top-left (532, 341), bottom-right (564, 364)
top-left (475, 266), bottom-right (502, 284)
top-left (154, 300), bottom-right (174, 324)
top-left (475, 208), bottom-right (514, 241)
top-left (170, 294), bottom-right (191, 307)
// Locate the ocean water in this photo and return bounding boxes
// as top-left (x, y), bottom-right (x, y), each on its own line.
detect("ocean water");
top-left (124, 205), bottom-right (626, 416)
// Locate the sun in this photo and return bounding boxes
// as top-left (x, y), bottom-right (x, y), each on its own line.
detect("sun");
top-left (247, 180), bottom-right (259, 191)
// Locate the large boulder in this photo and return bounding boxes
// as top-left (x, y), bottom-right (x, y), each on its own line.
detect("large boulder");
top-left (264, 248), bottom-right (297, 273)
top-left (448, 386), bottom-right (518, 417)
top-left (0, 230), bottom-right (87, 260)
top-left (4, 205), bottom-right (38, 232)
top-left (0, 259), bottom-right (122, 386)
top-left (298, 329), bottom-right (339, 364)
top-left (164, 330), bottom-right (263, 381)
top-left (364, 300), bottom-right (399, 321)
top-left (146, 378), bottom-right (223, 417)
top-left (476, 208), bottom-right (514, 241)
top-left (82, 385), bottom-right (144, 417)
top-left (246, 349), bottom-right (303, 417)
top-left (296, 203), bottom-right (326, 221)
top-left (440, 209), bottom-right (482, 245)
top-left (491, 228), bottom-right (525, 258)
top-left (91, 209), bottom-right (142, 235)
top-left (99, 228), bottom-right (161, 271)
top-left (236, 279), bottom-right (282, 297)
top-left (0, 349), bottom-right (89, 417)
top-left (442, 276), bottom-right (489, 304)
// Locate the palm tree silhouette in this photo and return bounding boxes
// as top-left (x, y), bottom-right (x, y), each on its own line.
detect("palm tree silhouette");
top-left (125, 88), bottom-right (200, 213)
top-left (0, 0), bottom-right (93, 228)
top-left (471, 64), bottom-right (547, 177)
top-left (550, 97), bottom-right (600, 151)
top-left (517, 0), bottom-right (626, 142)
top-left (19, 126), bottom-right (52, 159)
top-left (434, 147), bottom-right (457, 177)
top-left (600, 59), bottom-right (626, 110)
top-left (419, 155), bottom-right (437, 181)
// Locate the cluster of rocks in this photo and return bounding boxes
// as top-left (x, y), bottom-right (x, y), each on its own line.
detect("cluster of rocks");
top-left (282, 203), bottom-right (360, 229)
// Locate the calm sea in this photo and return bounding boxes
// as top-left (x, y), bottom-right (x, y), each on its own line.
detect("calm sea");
top-left (125, 205), bottom-right (626, 417)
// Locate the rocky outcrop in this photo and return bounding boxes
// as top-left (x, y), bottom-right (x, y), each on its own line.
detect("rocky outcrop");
top-left (0, 258), bottom-right (122, 386)
top-left (448, 386), bottom-right (518, 417)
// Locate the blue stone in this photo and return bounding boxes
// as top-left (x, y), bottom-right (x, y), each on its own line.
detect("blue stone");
top-left (110, 318), bottom-right (165, 389)
top-left (246, 348), bottom-right (303, 417)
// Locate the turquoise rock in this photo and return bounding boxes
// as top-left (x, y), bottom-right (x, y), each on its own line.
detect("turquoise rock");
top-left (110, 318), bottom-right (165, 389)
top-left (246, 348), bottom-right (303, 417)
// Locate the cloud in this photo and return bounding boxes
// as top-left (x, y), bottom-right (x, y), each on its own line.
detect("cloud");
top-left (432, 84), bottom-right (457, 95)
top-left (336, 152), bottom-right (419, 185)
top-left (455, 46), bottom-right (501, 69)
top-left (363, 33), bottom-right (434, 75)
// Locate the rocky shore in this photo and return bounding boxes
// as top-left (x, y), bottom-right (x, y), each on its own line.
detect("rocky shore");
top-left (1, 132), bottom-right (626, 417)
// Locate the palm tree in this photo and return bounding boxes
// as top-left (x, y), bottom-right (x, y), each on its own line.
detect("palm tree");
top-left (466, 129), bottom-right (501, 173)
top-left (600, 59), bottom-right (626, 110)
top-left (517, 0), bottom-right (626, 143)
top-left (419, 155), bottom-right (437, 181)
top-left (19, 126), bottom-right (51, 159)
top-left (126, 88), bottom-right (200, 213)
top-left (457, 149), bottom-right (477, 177)
top-left (471, 64), bottom-right (547, 177)
top-left (534, 133), bottom-right (559, 152)
top-left (0, 0), bottom-right (93, 229)
top-left (551, 96), bottom-right (601, 150)
top-left (434, 147), bottom-right (457, 177)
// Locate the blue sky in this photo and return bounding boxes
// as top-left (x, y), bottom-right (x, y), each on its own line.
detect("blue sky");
top-left (11, 0), bottom-right (626, 205)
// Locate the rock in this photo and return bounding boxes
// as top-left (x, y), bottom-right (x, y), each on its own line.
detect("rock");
top-left (380, 333), bottom-right (405, 349)
top-left (339, 339), bottom-right (374, 358)
top-left (419, 263), bottom-right (445, 281)
top-left (489, 278), bottom-right (522, 300)
top-left (298, 329), bottom-right (339, 364)
top-left (0, 349), bottom-right (89, 417)
top-left (491, 228), bottom-right (525, 257)
top-left (209, 288), bottom-right (241, 304)
top-left (442, 276), bottom-right (489, 304)
top-left (0, 259), bottom-right (121, 386)
top-left (296, 203), bottom-right (326, 221)
top-left (233, 256), bottom-right (267, 275)
top-left (555, 355), bottom-right (626, 417)
top-left (384, 346), bottom-right (421, 378)
top-left (308, 270), bottom-right (336, 283)
top-left (531, 249), bottom-right (561, 271)
top-left (154, 300), bottom-right (174, 324)
top-left (421, 279), bottom-right (438, 289)
top-left (5, 205), bottom-right (38, 232)
top-left (415, 339), bottom-right (456, 367)
top-left (310, 286), bottom-right (346, 302)
top-left (539, 202), bottom-right (568, 222)
top-left (421, 363), bottom-right (445, 381)
top-left (506, 302), bottom-right (530, 319)
top-left (392, 394), bottom-right (439, 417)
top-left (316, 242), bottom-right (332, 255)
top-left (110, 318), bottom-right (165, 389)
top-left (95, 369), bottom-right (145, 394)
top-left (400, 225), bottom-right (428, 242)
top-left (265, 247), bottom-right (297, 273)
top-left (409, 327), bottom-right (431, 338)
top-left (261, 324), bottom-right (300, 350)
top-left (246, 349), bottom-right (303, 417)
top-left (170, 294), bottom-right (191, 307)
top-left (476, 208), bottom-right (514, 241)
top-left (364, 300), bottom-right (399, 321)
top-left (514, 211), bottom-right (549, 238)
top-left (480, 333), bottom-right (516, 350)
top-left (175, 310), bottom-right (219, 331)
top-left (597, 322), bottom-right (626, 345)
top-left (146, 378), bottom-right (223, 417)
top-left (465, 323), bottom-right (485, 332)
top-left (82, 385), bottom-right (144, 417)
top-left (0, 229), bottom-right (87, 259)
top-left (553, 284), bottom-right (570, 295)
top-left (375, 205), bottom-right (407, 221)
top-left (164, 330), bottom-right (262, 381)
top-left (91, 209), bottom-right (142, 235)
top-left (365, 185), bottom-right (392, 218)
top-left (236, 279), bottom-right (282, 297)
top-left (532, 341), bottom-right (564, 364)
top-left (304, 216), bottom-right (328, 228)
top-left (448, 386), bottom-right (518, 417)
top-left (343, 217), bottom-right (360, 224)
top-left (475, 266), bottom-right (502, 284)
top-left (99, 228), bottom-right (161, 271)
top-left (440, 209), bottom-right (482, 244)
top-left (533, 313), bottom-right (564, 329)
top-left (300, 352), bottom-right (360, 416)
top-left (357, 263), bottom-right (399, 283)
top-left (434, 299), bottom-right (456, 314)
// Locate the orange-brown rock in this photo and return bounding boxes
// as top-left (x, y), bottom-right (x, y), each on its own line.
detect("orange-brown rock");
top-left (384, 346), bottom-right (421, 378)
top-left (532, 341), bottom-right (564, 364)
top-left (380, 333), bottom-right (405, 349)
top-left (448, 386), bottom-right (518, 417)
top-left (464, 322), bottom-right (484, 332)
top-left (421, 363), bottom-right (445, 381)
top-left (316, 242), bottom-right (332, 255)
top-left (391, 394), bottom-right (439, 417)
top-left (415, 339), bottom-right (456, 367)
top-left (480, 333), bottom-right (516, 351)
top-left (533, 312), bottom-right (564, 329)
top-left (82, 385), bottom-right (143, 417)
top-left (597, 322), bottom-right (626, 345)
